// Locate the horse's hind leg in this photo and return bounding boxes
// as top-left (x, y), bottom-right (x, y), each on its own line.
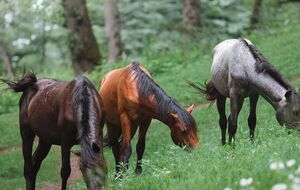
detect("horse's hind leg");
top-left (217, 96), bottom-right (227, 145)
top-left (248, 94), bottom-right (259, 142)
top-left (135, 119), bottom-right (151, 175)
top-left (228, 92), bottom-right (244, 143)
top-left (31, 140), bottom-right (52, 186)
top-left (60, 145), bottom-right (71, 190)
top-left (20, 124), bottom-right (35, 190)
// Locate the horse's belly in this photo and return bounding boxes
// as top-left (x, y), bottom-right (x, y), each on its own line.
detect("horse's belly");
top-left (28, 114), bottom-right (77, 145)
top-left (31, 127), bottom-right (61, 145)
top-left (211, 70), bottom-right (230, 97)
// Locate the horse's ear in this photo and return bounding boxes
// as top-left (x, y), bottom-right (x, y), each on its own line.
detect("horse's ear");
top-left (186, 104), bottom-right (195, 113)
top-left (285, 90), bottom-right (292, 100)
top-left (168, 113), bottom-right (179, 124)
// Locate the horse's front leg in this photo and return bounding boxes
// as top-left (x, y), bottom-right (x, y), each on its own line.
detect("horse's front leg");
top-left (119, 113), bottom-right (133, 171)
top-left (228, 91), bottom-right (244, 144)
top-left (60, 145), bottom-right (71, 190)
top-left (248, 94), bottom-right (259, 142)
top-left (106, 122), bottom-right (122, 175)
top-left (135, 119), bottom-right (151, 175)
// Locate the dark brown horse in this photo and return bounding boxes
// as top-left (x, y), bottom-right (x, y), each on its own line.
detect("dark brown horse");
top-left (99, 62), bottom-right (199, 176)
top-left (1, 73), bottom-right (107, 190)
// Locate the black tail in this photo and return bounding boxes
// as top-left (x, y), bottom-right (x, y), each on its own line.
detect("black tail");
top-left (187, 80), bottom-right (221, 102)
top-left (0, 72), bottom-right (37, 92)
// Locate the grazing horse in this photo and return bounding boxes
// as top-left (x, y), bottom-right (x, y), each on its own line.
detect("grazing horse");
top-left (189, 38), bottom-right (300, 145)
top-left (99, 62), bottom-right (199, 175)
top-left (1, 73), bottom-right (107, 190)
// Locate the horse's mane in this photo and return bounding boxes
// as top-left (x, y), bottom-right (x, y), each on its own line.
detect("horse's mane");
top-left (128, 62), bottom-right (195, 127)
top-left (240, 39), bottom-right (292, 90)
top-left (72, 76), bottom-right (104, 168)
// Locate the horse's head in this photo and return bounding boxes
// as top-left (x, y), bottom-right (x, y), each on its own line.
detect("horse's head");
top-left (276, 90), bottom-right (300, 129)
top-left (169, 104), bottom-right (199, 149)
top-left (78, 142), bottom-right (107, 190)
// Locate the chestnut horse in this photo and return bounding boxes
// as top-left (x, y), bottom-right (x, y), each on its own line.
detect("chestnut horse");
top-left (1, 73), bottom-right (106, 190)
top-left (99, 62), bottom-right (199, 175)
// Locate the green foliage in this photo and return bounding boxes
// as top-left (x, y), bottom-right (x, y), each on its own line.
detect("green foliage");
top-left (113, 0), bottom-right (252, 53)
top-left (0, 92), bottom-right (19, 114)
top-left (0, 0), bottom-right (69, 75)
top-left (102, 0), bottom-right (181, 54)
top-left (200, 0), bottom-right (250, 45)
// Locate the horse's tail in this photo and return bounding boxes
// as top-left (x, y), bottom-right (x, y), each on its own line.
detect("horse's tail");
top-left (187, 80), bottom-right (221, 102)
top-left (0, 72), bottom-right (37, 92)
top-left (72, 76), bottom-right (107, 187)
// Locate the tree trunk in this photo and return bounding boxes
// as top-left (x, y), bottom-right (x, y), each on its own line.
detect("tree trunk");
top-left (250, 0), bottom-right (263, 29)
top-left (183, 0), bottom-right (201, 34)
top-left (63, 0), bottom-right (101, 74)
top-left (0, 42), bottom-right (15, 79)
top-left (104, 0), bottom-right (123, 64)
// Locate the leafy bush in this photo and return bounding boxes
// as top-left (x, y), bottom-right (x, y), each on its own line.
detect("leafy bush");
top-left (0, 92), bottom-right (19, 114)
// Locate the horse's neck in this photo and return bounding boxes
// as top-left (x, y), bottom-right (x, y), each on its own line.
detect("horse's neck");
top-left (250, 73), bottom-right (287, 109)
top-left (141, 95), bottom-right (173, 127)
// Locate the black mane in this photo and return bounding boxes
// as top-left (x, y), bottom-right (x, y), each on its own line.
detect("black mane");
top-left (128, 62), bottom-right (195, 127)
top-left (240, 39), bottom-right (292, 90)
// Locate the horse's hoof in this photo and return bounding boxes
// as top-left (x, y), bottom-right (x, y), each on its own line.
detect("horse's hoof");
top-left (135, 167), bottom-right (142, 175)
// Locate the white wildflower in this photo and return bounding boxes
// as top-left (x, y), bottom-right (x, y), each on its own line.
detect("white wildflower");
top-left (295, 166), bottom-right (300, 174)
top-left (32, 0), bottom-right (44, 10)
top-left (270, 161), bottom-right (285, 170)
top-left (287, 159), bottom-right (296, 167)
top-left (292, 182), bottom-right (300, 190)
top-left (271, 183), bottom-right (288, 190)
top-left (289, 174), bottom-right (295, 180)
top-left (293, 177), bottom-right (300, 184)
top-left (240, 177), bottom-right (253, 187)
top-left (12, 38), bottom-right (31, 49)
top-left (4, 12), bottom-right (13, 27)
top-left (224, 187), bottom-right (232, 190)
top-left (44, 25), bottom-right (52, 31)
top-left (31, 34), bottom-right (37, 40)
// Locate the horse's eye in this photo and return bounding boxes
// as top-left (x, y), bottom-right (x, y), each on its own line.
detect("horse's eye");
top-left (294, 111), bottom-right (300, 117)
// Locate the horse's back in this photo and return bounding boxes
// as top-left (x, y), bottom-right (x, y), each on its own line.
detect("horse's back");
top-left (99, 64), bottom-right (148, 125)
top-left (100, 67), bottom-right (127, 124)
top-left (24, 79), bottom-right (76, 144)
top-left (211, 39), bottom-right (256, 97)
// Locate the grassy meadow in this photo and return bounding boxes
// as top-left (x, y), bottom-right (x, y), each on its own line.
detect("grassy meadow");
top-left (1, 2), bottom-right (300, 190)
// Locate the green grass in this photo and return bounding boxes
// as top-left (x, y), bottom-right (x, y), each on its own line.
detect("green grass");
top-left (1, 2), bottom-right (300, 190)
top-left (72, 98), bottom-right (299, 190)
top-left (0, 111), bottom-right (20, 147)
top-left (0, 146), bottom-right (61, 189)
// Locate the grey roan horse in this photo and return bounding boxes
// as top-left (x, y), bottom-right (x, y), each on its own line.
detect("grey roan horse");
top-left (0, 73), bottom-right (107, 190)
top-left (189, 38), bottom-right (300, 144)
